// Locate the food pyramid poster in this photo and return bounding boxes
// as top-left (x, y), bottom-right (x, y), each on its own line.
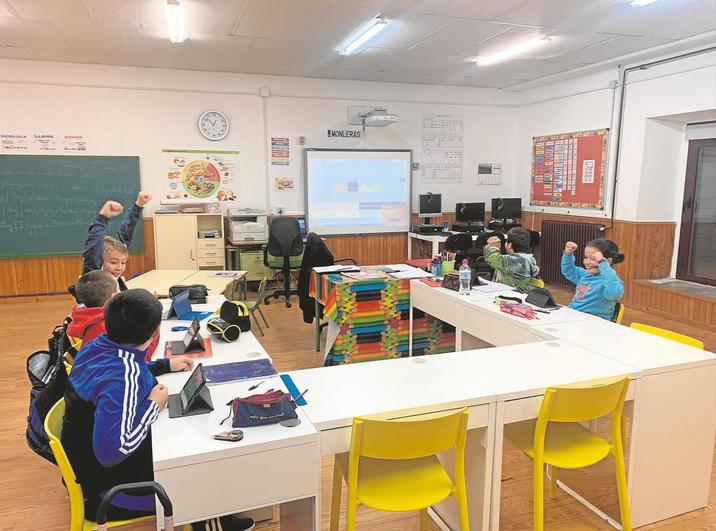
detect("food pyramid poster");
top-left (161, 149), bottom-right (239, 204)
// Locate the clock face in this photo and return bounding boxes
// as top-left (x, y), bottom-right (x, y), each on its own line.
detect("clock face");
top-left (198, 110), bottom-right (229, 141)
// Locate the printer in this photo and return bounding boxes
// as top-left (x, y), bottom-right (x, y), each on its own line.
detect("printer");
top-left (225, 208), bottom-right (268, 243)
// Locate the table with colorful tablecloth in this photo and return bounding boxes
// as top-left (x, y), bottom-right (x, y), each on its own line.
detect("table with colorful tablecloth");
top-left (309, 266), bottom-right (455, 365)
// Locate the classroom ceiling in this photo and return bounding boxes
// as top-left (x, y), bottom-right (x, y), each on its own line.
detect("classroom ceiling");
top-left (0, 0), bottom-right (714, 90)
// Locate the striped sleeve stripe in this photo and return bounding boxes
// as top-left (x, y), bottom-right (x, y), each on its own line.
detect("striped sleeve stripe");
top-left (118, 402), bottom-right (159, 455)
top-left (117, 350), bottom-right (157, 453)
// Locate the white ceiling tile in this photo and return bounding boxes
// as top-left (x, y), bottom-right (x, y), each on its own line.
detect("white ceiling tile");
top-left (410, 18), bottom-right (514, 54)
top-left (6, 0), bottom-right (93, 22)
top-left (322, 0), bottom-right (421, 14)
top-left (0, 0), bottom-right (16, 17)
top-left (233, 0), bottom-right (323, 39)
top-left (419, 0), bottom-right (527, 22)
top-left (493, 0), bottom-right (614, 30)
top-left (50, 20), bottom-right (126, 53)
top-left (244, 37), bottom-right (304, 65)
top-left (587, 0), bottom-right (716, 37)
top-left (457, 77), bottom-right (529, 88)
top-left (367, 14), bottom-right (453, 49)
top-left (86, 0), bottom-right (165, 30)
top-left (0, 17), bottom-right (67, 48)
top-left (296, 3), bottom-right (380, 45)
top-left (182, 0), bottom-right (248, 35)
top-left (650, 16), bottom-right (716, 40)
top-left (556, 35), bottom-right (670, 63)
top-left (122, 28), bottom-right (253, 61)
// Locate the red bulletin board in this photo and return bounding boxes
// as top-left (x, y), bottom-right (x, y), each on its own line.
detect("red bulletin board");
top-left (530, 129), bottom-right (609, 209)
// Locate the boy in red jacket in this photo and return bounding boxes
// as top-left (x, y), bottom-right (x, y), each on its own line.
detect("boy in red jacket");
top-left (68, 270), bottom-right (159, 361)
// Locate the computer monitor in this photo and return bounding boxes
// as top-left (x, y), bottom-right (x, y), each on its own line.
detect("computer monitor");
top-left (418, 193), bottom-right (442, 224)
top-left (491, 198), bottom-right (522, 219)
top-left (455, 202), bottom-right (485, 224)
top-left (297, 216), bottom-right (307, 237)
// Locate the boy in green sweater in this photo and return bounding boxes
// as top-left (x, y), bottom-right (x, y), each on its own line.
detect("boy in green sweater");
top-left (484, 227), bottom-right (540, 292)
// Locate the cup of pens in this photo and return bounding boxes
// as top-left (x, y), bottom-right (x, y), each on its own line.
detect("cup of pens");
top-left (442, 260), bottom-right (455, 274)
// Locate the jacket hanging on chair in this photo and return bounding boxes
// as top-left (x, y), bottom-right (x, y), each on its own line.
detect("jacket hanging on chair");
top-left (298, 233), bottom-right (335, 324)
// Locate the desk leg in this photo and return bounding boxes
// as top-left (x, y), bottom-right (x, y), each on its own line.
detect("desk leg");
top-left (409, 299), bottom-right (413, 356)
top-left (408, 234), bottom-right (413, 260)
top-left (489, 402), bottom-right (505, 531)
top-left (432, 403), bottom-right (496, 531)
top-left (280, 497), bottom-right (319, 531)
top-left (433, 240), bottom-right (439, 258)
top-left (315, 298), bottom-right (321, 352)
top-left (242, 276), bottom-right (248, 300)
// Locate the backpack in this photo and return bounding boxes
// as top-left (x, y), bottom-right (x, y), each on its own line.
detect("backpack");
top-left (25, 322), bottom-right (72, 464)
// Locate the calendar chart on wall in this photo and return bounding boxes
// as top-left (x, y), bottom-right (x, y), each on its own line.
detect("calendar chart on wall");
top-left (530, 129), bottom-right (608, 209)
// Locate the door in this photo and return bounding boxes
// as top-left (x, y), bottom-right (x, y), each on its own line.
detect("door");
top-left (677, 139), bottom-right (716, 286)
top-left (154, 214), bottom-right (198, 269)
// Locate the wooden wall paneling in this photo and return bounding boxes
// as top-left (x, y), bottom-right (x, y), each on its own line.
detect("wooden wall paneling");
top-left (0, 218), bottom-right (156, 298)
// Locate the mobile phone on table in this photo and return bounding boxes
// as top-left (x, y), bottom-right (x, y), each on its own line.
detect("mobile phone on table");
top-left (212, 429), bottom-right (243, 442)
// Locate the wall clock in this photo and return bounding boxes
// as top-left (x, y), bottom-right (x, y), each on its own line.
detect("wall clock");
top-left (198, 110), bottom-right (230, 141)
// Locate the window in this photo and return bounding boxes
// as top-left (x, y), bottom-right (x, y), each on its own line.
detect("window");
top-left (677, 139), bottom-right (716, 286)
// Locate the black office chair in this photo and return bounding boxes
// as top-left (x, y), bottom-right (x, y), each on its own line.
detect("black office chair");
top-left (445, 233), bottom-right (473, 266)
top-left (263, 217), bottom-right (304, 308)
top-left (528, 230), bottom-right (540, 251)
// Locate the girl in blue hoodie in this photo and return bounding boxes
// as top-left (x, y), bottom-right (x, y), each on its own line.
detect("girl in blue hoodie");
top-left (561, 238), bottom-right (625, 321)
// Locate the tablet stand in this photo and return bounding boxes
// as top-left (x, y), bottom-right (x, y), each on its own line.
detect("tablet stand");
top-left (168, 387), bottom-right (214, 419)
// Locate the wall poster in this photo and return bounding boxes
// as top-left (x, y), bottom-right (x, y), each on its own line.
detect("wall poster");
top-left (530, 129), bottom-right (608, 209)
top-left (161, 149), bottom-right (239, 204)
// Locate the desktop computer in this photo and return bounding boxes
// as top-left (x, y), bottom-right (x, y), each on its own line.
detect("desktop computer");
top-left (489, 198), bottom-right (522, 230)
top-left (453, 202), bottom-right (485, 233)
top-left (413, 192), bottom-right (442, 233)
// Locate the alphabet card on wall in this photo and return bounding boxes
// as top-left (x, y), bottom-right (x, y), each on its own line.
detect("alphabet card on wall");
top-left (161, 149), bottom-right (239, 204)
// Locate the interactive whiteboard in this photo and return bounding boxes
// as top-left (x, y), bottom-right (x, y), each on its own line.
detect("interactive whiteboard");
top-left (304, 149), bottom-right (411, 235)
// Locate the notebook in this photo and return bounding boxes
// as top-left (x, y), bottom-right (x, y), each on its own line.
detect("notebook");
top-left (203, 358), bottom-right (276, 385)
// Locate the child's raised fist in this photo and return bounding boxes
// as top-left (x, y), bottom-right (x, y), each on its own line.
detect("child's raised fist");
top-left (99, 200), bottom-right (124, 219)
top-left (135, 191), bottom-right (152, 207)
top-left (564, 241), bottom-right (578, 255)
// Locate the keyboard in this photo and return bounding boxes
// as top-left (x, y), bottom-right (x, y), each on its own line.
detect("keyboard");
top-left (435, 231), bottom-right (453, 237)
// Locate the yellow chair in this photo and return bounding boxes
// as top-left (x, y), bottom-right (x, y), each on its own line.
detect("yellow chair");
top-left (44, 399), bottom-right (157, 531)
top-left (241, 275), bottom-right (269, 337)
top-left (330, 408), bottom-right (470, 531)
top-left (630, 322), bottom-right (704, 349)
top-left (504, 376), bottom-right (632, 531)
top-left (529, 278), bottom-right (545, 288)
top-left (612, 302), bottom-right (625, 324)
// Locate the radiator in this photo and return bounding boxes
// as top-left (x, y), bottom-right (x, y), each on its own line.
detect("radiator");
top-left (540, 220), bottom-right (603, 286)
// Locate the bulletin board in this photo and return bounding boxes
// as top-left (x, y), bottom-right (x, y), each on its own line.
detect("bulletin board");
top-left (530, 129), bottom-right (608, 209)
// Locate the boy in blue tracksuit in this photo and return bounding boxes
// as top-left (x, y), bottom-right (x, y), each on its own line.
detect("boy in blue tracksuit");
top-left (61, 288), bottom-right (193, 521)
top-left (561, 238), bottom-right (625, 321)
top-left (82, 191), bottom-right (151, 291)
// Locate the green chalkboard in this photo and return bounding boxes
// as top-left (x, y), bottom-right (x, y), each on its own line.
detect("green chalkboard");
top-left (0, 155), bottom-right (144, 258)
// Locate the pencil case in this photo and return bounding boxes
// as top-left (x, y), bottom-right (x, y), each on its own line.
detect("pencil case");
top-left (223, 389), bottom-right (298, 428)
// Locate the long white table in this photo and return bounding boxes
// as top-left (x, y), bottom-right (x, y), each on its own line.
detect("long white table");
top-left (126, 269), bottom-right (246, 298)
top-left (152, 297), bottom-right (319, 529)
top-left (410, 280), bottom-right (716, 529)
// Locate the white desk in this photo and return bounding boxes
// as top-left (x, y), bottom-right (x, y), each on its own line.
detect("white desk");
top-left (126, 269), bottom-right (247, 298)
top-left (410, 279), bottom-right (716, 530)
top-left (152, 298), bottom-right (319, 529)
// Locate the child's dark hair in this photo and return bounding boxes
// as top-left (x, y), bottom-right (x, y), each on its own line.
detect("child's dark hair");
top-left (104, 289), bottom-right (162, 346)
top-left (76, 270), bottom-right (118, 308)
top-left (586, 238), bottom-right (625, 264)
top-left (507, 227), bottom-right (531, 253)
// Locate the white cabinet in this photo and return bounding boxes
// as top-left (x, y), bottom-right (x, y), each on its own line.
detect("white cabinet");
top-left (154, 213), bottom-right (225, 270)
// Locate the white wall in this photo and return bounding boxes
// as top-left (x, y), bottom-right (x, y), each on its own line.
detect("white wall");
top-left (0, 58), bottom-right (519, 219)
top-left (267, 96), bottom-right (517, 214)
top-left (515, 47), bottom-right (716, 222)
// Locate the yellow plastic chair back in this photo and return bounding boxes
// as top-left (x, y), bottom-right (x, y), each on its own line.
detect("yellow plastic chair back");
top-left (613, 301), bottom-right (625, 324)
top-left (505, 376), bottom-right (632, 531)
top-left (332, 408), bottom-right (470, 531)
top-left (630, 322), bottom-right (703, 349)
top-left (529, 277), bottom-right (545, 288)
top-left (44, 399), bottom-right (154, 531)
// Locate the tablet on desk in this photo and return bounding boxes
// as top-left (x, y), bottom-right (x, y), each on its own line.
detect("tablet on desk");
top-left (169, 318), bottom-right (205, 354)
top-left (164, 289), bottom-right (192, 320)
top-left (168, 363), bottom-right (214, 418)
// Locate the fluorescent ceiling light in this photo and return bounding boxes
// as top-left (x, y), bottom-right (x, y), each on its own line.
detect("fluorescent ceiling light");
top-left (631, 0), bottom-right (660, 6)
top-left (339, 15), bottom-right (388, 56)
top-left (165, 0), bottom-right (187, 43)
top-left (476, 36), bottom-right (551, 66)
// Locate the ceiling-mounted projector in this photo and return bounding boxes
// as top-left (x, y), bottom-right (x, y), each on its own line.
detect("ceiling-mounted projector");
top-left (348, 105), bottom-right (398, 127)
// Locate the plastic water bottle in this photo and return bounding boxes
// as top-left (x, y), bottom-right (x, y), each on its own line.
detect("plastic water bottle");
top-left (459, 259), bottom-right (471, 296)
